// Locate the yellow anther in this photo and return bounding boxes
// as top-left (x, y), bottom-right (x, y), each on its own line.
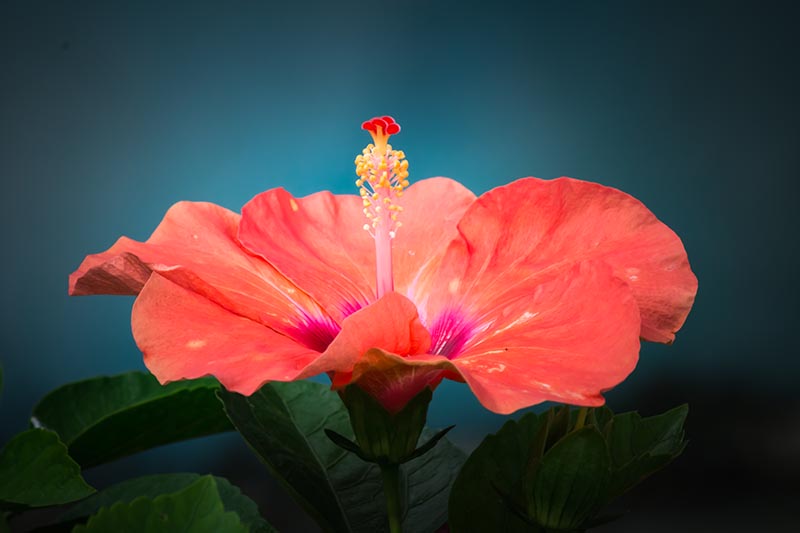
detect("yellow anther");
top-left (355, 121), bottom-right (409, 238)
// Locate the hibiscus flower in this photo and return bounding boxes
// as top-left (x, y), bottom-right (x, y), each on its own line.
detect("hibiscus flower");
top-left (69, 116), bottom-right (696, 414)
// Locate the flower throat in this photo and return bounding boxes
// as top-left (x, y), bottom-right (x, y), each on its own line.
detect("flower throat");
top-left (355, 116), bottom-right (409, 299)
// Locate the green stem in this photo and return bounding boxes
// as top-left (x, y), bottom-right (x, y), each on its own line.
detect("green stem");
top-left (574, 406), bottom-right (589, 430)
top-left (380, 463), bottom-right (402, 533)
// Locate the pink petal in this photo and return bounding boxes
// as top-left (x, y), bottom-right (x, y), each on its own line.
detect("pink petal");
top-left (238, 189), bottom-right (375, 322)
top-left (430, 177), bottom-right (697, 343)
top-left (337, 349), bottom-right (451, 414)
top-left (132, 274), bottom-right (323, 395)
top-left (299, 292), bottom-right (431, 379)
top-left (297, 292), bottom-right (443, 413)
top-left (448, 261), bottom-right (641, 414)
top-left (339, 262), bottom-right (641, 414)
top-left (237, 179), bottom-right (476, 322)
top-left (391, 178), bottom-right (476, 316)
top-left (69, 201), bottom-right (332, 339)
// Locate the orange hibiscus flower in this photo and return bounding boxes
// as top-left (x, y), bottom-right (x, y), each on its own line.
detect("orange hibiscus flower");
top-left (70, 116), bottom-right (696, 414)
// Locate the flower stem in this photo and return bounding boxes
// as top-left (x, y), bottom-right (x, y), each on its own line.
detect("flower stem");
top-left (574, 406), bottom-right (589, 430)
top-left (379, 463), bottom-right (402, 533)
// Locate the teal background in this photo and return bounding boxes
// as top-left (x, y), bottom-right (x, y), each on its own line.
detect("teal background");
top-left (1, 1), bottom-right (797, 530)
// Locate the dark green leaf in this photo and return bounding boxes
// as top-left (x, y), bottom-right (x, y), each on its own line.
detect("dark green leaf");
top-left (0, 429), bottom-right (94, 508)
top-left (546, 405), bottom-right (571, 449)
top-left (61, 473), bottom-right (275, 532)
top-left (31, 372), bottom-right (233, 467)
top-left (604, 404), bottom-right (688, 500)
top-left (72, 476), bottom-right (246, 533)
top-left (219, 381), bottom-right (465, 533)
top-left (589, 406), bottom-right (614, 433)
top-left (449, 412), bottom-right (547, 533)
top-left (530, 427), bottom-right (610, 530)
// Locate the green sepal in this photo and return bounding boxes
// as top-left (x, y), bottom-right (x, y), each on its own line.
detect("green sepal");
top-left (400, 425), bottom-right (455, 464)
top-left (324, 429), bottom-right (371, 462)
top-left (339, 385), bottom-right (432, 464)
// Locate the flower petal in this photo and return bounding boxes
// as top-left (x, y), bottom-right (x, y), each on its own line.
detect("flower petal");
top-left (297, 292), bottom-right (440, 412)
top-left (237, 179), bottom-right (476, 322)
top-left (391, 178), bottom-right (476, 315)
top-left (132, 274), bottom-right (323, 395)
top-left (430, 177), bottom-right (697, 343)
top-left (339, 349), bottom-right (452, 414)
top-left (238, 189), bottom-right (375, 321)
top-left (449, 261), bottom-right (641, 414)
top-left (69, 201), bottom-right (331, 338)
top-left (345, 262), bottom-right (641, 415)
top-left (300, 292), bottom-right (432, 378)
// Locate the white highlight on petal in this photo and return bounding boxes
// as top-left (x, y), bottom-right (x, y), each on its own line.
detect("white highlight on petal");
top-left (186, 339), bottom-right (207, 349)
top-left (448, 278), bottom-right (460, 294)
top-left (492, 310), bottom-right (540, 335)
top-left (487, 364), bottom-right (506, 374)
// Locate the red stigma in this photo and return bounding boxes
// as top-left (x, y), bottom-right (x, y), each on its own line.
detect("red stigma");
top-left (362, 116), bottom-right (401, 135)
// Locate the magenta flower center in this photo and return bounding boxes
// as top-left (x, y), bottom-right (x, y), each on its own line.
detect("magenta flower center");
top-left (429, 310), bottom-right (475, 359)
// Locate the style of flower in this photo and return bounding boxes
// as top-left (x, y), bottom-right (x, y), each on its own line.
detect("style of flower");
top-left (69, 116), bottom-right (697, 414)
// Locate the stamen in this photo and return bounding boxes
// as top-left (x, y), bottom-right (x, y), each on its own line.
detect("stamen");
top-left (355, 116), bottom-right (409, 298)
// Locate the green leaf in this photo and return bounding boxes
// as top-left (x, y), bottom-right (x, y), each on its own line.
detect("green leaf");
top-left (219, 381), bottom-right (465, 533)
top-left (604, 404), bottom-right (688, 501)
top-left (31, 371), bottom-right (233, 467)
top-left (61, 473), bottom-right (275, 532)
top-left (530, 427), bottom-right (610, 530)
top-left (449, 412), bottom-right (547, 533)
top-left (588, 406), bottom-right (614, 433)
top-left (72, 476), bottom-right (246, 533)
top-left (0, 429), bottom-right (94, 508)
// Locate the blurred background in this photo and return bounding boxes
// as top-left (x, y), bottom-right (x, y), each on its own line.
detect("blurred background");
top-left (1, 0), bottom-right (797, 531)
